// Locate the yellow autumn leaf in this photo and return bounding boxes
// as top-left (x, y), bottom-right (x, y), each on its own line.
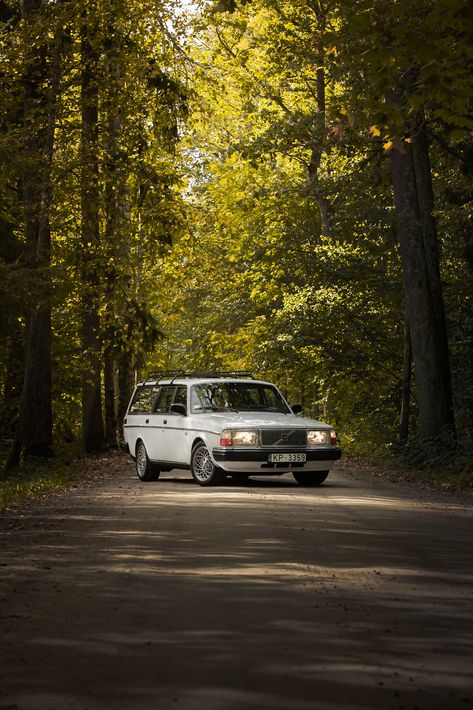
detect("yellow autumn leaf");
top-left (325, 46), bottom-right (339, 57)
top-left (370, 125), bottom-right (381, 137)
top-left (383, 140), bottom-right (393, 151)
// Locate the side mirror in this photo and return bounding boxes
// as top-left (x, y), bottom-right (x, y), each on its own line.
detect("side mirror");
top-left (290, 404), bottom-right (303, 414)
top-left (170, 402), bottom-right (187, 416)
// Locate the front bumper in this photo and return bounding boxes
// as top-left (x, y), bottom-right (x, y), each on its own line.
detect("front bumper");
top-left (212, 446), bottom-right (342, 473)
top-left (213, 447), bottom-right (342, 462)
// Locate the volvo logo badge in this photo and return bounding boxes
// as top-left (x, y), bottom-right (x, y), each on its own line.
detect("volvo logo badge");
top-left (274, 431), bottom-right (294, 446)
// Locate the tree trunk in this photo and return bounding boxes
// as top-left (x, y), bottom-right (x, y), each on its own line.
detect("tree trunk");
top-left (411, 112), bottom-right (455, 434)
top-left (3, 325), bottom-right (25, 471)
top-left (102, 3), bottom-right (127, 448)
top-left (390, 136), bottom-right (455, 443)
top-left (104, 349), bottom-right (117, 447)
top-left (80, 2), bottom-right (105, 452)
top-left (399, 316), bottom-right (412, 444)
top-left (11, 6), bottom-right (63, 463)
top-left (117, 352), bottom-right (134, 441)
top-left (307, 20), bottom-right (331, 238)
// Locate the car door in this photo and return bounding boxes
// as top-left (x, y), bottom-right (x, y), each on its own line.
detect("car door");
top-left (160, 385), bottom-right (190, 466)
top-left (145, 385), bottom-right (176, 462)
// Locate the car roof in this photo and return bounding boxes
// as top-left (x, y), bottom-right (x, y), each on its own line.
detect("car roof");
top-left (136, 374), bottom-right (273, 387)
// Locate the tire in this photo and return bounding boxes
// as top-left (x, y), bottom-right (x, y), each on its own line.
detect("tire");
top-left (191, 443), bottom-right (226, 486)
top-left (135, 440), bottom-right (160, 482)
top-left (293, 471), bottom-right (329, 487)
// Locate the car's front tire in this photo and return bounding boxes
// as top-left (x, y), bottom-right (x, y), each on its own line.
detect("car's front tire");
top-left (135, 440), bottom-right (160, 482)
top-left (293, 471), bottom-right (329, 487)
top-left (191, 443), bottom-right (226, 486)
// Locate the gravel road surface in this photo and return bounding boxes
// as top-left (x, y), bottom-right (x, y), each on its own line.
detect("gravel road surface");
top-left (1, 460), bottom-right (472, 710)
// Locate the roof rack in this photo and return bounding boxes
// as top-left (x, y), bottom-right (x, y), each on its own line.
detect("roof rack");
top-left (143, 370), bottom-right (255, 384)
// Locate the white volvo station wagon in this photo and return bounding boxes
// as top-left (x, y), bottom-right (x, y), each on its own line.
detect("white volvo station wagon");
top-left (123, 371), bottom-right (342, 487)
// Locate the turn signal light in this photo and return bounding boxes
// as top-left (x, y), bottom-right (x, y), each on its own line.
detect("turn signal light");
top-left (220, 430), bottom-right (233, 446)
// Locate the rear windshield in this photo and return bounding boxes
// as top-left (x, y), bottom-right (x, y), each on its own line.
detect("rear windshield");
top-left (191, 382), bottom-right (289, 414)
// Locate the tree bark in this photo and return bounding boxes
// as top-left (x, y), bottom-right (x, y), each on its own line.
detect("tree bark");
top-left (104, 349), bottom-right (117, 447)
top-left (117, 352), bottom-right (134, 442)
top-left (411, 111), bottom-right (455, 434)
top-left (399, 316), bottom-right (412, 444)
top-left (390, 134), bottom-right (456, 443)
top-left (80, 2), bottom-right (105, 452)
top-left (102, 2), bottom-right (127, 447)
top-left (11, 4), bottom-right (63, 463)
top-left (307, 15), bottom-right (331, 238)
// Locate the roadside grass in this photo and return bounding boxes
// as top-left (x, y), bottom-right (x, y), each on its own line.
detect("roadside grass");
top-left (397, 446), bottom-right (473, 494)
top-left (0, 456), bottom-right (85, 513)
top-left (342, 437), bottom-right (473, 497)
top-left (0, 445), bottom-right (126, 513)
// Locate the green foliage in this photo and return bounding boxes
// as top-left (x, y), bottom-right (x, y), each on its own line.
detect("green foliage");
top-left (146, 0), bottom-right (473, 467)
top-left (1, 0), bottom-right (472, 472)
top-left (0, 0), bottom-right (189, 452)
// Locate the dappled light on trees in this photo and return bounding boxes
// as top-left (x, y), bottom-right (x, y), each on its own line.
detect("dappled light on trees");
top-left (0, 0), bottom-right (472, 470)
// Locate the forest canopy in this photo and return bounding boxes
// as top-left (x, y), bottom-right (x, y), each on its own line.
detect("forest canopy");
top-left (0, 0), bottom-right (472, 470)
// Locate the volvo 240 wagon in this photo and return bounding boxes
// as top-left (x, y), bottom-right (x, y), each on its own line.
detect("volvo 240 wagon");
top-left (123, 371), bottom-right (342, 486)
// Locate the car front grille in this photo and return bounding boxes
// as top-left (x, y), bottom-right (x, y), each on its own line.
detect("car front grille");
top-left (259, 428), bottom-right (307, 447)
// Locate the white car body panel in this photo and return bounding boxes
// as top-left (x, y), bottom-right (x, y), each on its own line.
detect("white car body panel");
top-left (123, 375), bottom-right (341, 480)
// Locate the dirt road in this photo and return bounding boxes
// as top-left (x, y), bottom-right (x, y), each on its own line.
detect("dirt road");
top-left (1, 460), bottom-right (472, 710)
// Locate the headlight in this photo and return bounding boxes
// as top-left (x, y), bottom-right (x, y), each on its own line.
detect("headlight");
top-left (219, 430), bottom-right (257, 446)
top-left (232, 430), bottom-right (257, 446)
top-left (307, 430), bottom-right (330, 446)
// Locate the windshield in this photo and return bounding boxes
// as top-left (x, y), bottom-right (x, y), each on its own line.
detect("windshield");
top-left (191, 382), bottom-right (290, 414)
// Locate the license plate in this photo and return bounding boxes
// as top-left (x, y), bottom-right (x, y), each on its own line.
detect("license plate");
top-left (268, 453), bottom-right (306, 463)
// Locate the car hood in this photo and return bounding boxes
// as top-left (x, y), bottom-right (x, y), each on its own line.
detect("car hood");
top-left (188, 411), bottom-right (332, 430)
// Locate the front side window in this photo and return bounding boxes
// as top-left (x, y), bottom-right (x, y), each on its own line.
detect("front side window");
top-left (174, 386), bottom-right (187, 408)
top-left (128, 385), bottom-right (161, 414)
top-left (191, 383), bottom-right (289, 414)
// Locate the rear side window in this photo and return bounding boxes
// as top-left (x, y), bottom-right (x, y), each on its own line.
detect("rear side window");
top-left (128, 385), bottom-right (160, 414)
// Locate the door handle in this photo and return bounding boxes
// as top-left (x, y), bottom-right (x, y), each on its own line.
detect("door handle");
top-left (145, 419), bottom-right (149, 423)
top-left (163, 420), bottom-right (167, 425)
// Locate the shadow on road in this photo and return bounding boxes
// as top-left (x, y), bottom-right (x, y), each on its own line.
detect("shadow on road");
top-left (1, 467), bottom-right (472, 710)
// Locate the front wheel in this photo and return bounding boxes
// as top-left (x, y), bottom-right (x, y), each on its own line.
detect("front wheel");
top-left (135, 440), bottom-right (160, 482)
top-left (191, 443), bottom-right (226, 486)
top-left (293, 471), bottom-right (329, 487)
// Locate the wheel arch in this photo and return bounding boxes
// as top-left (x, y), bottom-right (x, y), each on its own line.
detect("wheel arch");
top-left (135, 437), bottom-right (145, 457)
top-left (191, 436), bottom-right (206, 452)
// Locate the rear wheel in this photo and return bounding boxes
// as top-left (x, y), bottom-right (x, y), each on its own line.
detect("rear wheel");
top-left (293, 471), bottom-right (329, 487)
top-left (135, 440), bottom-right (160, 482)
top-left (191, 443), bottom-right (226, 486)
